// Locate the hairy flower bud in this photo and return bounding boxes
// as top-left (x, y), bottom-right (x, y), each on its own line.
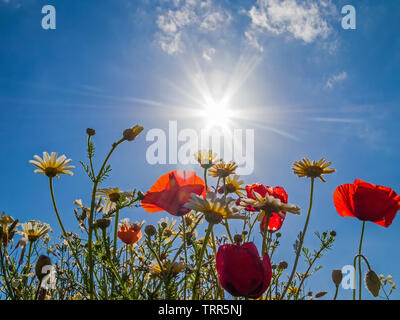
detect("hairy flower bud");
top-left (365, 270), bottom-right (381, 297)
top-left (144, 224), bottom-right (156, 237)
top-left (123, 125), bottom-right (144, 141)
top-left (233, 234), bottom-right (243, 244)
top-left (86, 128), bottom-right (96, 136)
top-left (330, 230), bottom-right (337, 237)
top-left (160, 222), bottom-right (168, 229)
top-left (332, 269), bottom-right (343, 287)
top-left (94, 217), bottom-right (112, 230)
top-left (278, 261), bottom-right (288, 270)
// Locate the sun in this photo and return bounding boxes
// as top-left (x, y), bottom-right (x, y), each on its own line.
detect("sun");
top-left (201, 99), bottom-right (232, 129)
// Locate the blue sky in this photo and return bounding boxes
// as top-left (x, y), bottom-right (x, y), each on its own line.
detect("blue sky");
top-left (1, 0), bottom-right (400, 299)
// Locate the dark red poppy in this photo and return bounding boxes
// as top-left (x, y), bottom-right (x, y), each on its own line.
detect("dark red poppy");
top-left (141, 170), bottom-right (206, 217)
top-left (216, 242), bottom-right (272, 299)
top-left (333, 179), bottom-right (400, 228)
top-left (245, 183), bottom-right (288, 232)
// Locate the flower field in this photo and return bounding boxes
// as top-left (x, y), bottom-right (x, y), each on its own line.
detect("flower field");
top-left (1, 125), bottom-right (398, 301)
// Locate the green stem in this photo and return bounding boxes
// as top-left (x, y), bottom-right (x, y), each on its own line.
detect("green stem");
top-left (203, 168), bottom-right (208, 191)
top-left (111, 209), bottom-right (120, 293)
top-left (48, 178), bottom-right (86, 283)
top-left (295, 244), bottom-right (327, 299)
top-left (87, 138), bottom-right (124, 299)
top-left (261, 211), bottom-right (271, 256)
top-left (193, 222), bottom-right (213, 299)
top-left (87, 135), bottom-right (95, 178)
top-left (333, 286), bottom-right (339, 300)
top-left (0, 246), bottom-right (14, 299)
top-left (23, 241), bottom-right (33, 287)
top-left (182, 217), bottom-right (188, 300)
top-left (281, 177), bottom-right (315, 300)
top-left (353, 221), bottom-right (366, 300)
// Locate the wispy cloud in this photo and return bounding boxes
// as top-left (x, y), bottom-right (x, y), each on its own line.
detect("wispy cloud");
top-left (245, 0), bottom-right (336, 51)
top-left (155, 0), bottom-right (231, 55)
top-left (202, 47), bottom-right (215, 61)
top-left (325, 71), bottom-right (347, 89)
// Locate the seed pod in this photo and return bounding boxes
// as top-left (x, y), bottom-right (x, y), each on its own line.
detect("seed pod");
top-left (365, 270), bottom-right (381, 297)
top-left (315, 291), bottom-right (328, 298)
top-left (332, 269), bottom-right (343, 287)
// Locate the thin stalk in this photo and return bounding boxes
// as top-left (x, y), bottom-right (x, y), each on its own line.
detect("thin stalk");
top-left (111, 208), bottom-right (120, 293)
top-left (49, 178), bottom-right (86, 282)
top-left (281, 177), bottom-right (315, 300)
top-left (353, 222), bottom-right (366, 300)
top-left (222, 177), bottom-right (234, 243)
top-left (23, 241), bottom-right (33, 286)
top-left (0, 246), bottom-right (14, 299)
top-left (193, 222), bottom-right (214, 299)
top-left (182, 216), bottom-right (188, 300)
top-left (261, 211), bottom-right (271, 256)
top-left (87, 138), bottom-right (124, 299)
top-left (333, 286), bottom-right (339, 300)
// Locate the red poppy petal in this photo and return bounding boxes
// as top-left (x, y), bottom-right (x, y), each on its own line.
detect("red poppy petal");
top-left (261, 212), bottom-right (285, 232)
top-left (271, 186), bottom-right (288, 204)
top-left (353, 184), bottom-right (400, 227)
top-left (333, 183), bottom-right (357, 218)
top-left (142, 170), bottom-right (206, 215)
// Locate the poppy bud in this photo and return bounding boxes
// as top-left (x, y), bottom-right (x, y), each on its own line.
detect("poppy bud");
top-left (86, 128), bottom-right (96, 136)
top-left (123, 125), bottom-right (144, 141)
top-left (365, 270), bottom-right (381, 297)
top-left (315, 291), bottom-right (327, 298)
top-left (278, 261), bottom-right (288, 270)
top-left (35, 255), bottom-right (52, 282)
top-left (276, 232), bottom-right (282, 238)
top-left (233, 234), bottom-right (243, 244)
top-left (205, 211), bottom-right (223, 225)
top-left (330, 230), bottom-right (337, 237)
top-left (332, 269), bottom-right (343, 287)
top-left (144, 224), bottom-right (157, 237)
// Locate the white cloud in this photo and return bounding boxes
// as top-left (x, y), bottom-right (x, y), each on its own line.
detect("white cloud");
top-left (325, 71), bottom-right (347, 89)
top-left (202, 47), bottom-right (216, 61)
top-left (156, 0), bottom-right (231, 55)
top-left (246, 0), bottom-right (336, 50)
top-left (245, 30), bottom-right (264, 52)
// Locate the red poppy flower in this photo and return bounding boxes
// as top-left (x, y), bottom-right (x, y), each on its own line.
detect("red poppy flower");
top-left (245, 183), bottom-right (288, 232)
top-left (216, 242), bottom-right (272, 299)
top-left (141, 170), bottom-right (206, 217)
top-left (333, 179), bottom-right (400, 227)
top-left (118, 224), bottom-right (142, 245)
